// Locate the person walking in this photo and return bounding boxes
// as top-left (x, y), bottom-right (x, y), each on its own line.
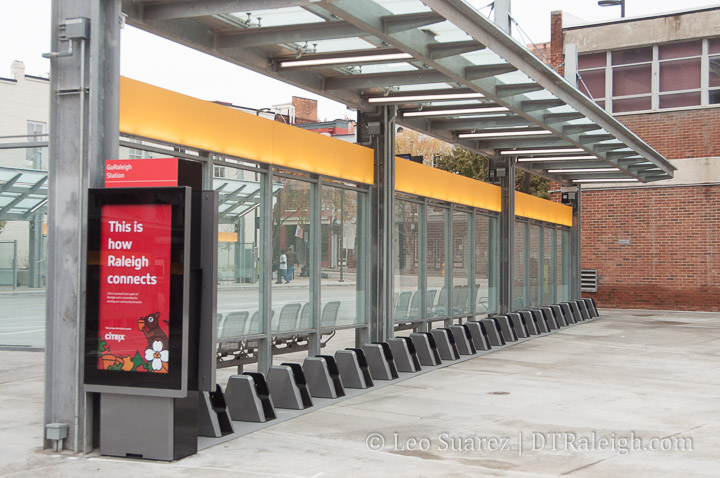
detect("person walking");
top-left (286, 245), bottom-right (299, 281)
top-left (279, 249), bottom-right (290, 283)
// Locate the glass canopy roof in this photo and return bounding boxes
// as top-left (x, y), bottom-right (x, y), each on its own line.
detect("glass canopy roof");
top-left (0, 167), bottom-right (48, 221)
top-left (122, 0), bottom-right (675, 184)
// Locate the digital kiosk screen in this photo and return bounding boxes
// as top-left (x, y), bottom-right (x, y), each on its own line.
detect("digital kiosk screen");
top-left (85, 187), bottom-right (189, 394)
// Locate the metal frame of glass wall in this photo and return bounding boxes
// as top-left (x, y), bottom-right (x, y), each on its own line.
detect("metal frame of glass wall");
top-left (513, 218), bottom-right (572, 310)
top-left (392, 192), bottom-right (504, 331)
top-left (392, 195), bottom-right (572, 331)
top-left (120, 136), bottom-right (372, 373)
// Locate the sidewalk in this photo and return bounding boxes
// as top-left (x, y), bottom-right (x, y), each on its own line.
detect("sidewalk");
top-left (1, 308), bottom-right (719, 477)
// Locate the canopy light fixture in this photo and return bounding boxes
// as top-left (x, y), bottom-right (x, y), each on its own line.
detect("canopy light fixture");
top-left (459, 129), bottom-right (552, 139)
top-left (573, 178), bottom-right (639, 183)
top-left (403, 106), bottom-right (508, 117)
top-left (368, 92), bottom-right (484, 103)
top-left (279, 52), bottom-right (412, 68)
top-left (500, 148), bottom-right (584, 155)
top-left (547, 168), bottom-right (620, 173)
top-left (517, 155), bottom-right (598, 162)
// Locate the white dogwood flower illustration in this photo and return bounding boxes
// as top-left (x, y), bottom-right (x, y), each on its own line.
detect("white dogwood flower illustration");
top-left (144, 340), bottom-right (169, 371)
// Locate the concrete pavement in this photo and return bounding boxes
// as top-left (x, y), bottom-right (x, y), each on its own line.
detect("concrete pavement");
top-left (1, 308), bottom-right (719, 477)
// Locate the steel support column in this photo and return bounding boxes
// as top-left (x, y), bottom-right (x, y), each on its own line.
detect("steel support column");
top-left (45, 0), bottom-right (121, 452)
top-left (258, 167), bottom-right (273, 374)
top-left (362, 106), bottom-right (396, 343)
top-left (495, 156), bottom-right (515, 314)
top-left (28, 216), bottom-right (44, 288)
top-left (571, 185), bottom-right (582, 300)
top-left (308, 177), bottom-right (322, 356)
top-left (494, 0), bottom-right (512, 34)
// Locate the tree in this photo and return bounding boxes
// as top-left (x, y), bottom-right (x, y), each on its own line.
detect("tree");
top-left (394, 128), bottom-right (452, 165)
top-left (434, 147), bottom-right (489, 181)
top-left (435, 147), bottom-right (550, 199)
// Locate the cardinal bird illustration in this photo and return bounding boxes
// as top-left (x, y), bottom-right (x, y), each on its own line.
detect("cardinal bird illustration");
top-left (137, 312), bottom-right (169, 349)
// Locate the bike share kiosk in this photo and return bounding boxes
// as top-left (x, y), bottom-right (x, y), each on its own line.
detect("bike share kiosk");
top-left (85, 158), bottom-right (218, 460)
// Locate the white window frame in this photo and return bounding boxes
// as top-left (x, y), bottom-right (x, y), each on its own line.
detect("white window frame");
top-left (577, 37), bottom-right (720, 114)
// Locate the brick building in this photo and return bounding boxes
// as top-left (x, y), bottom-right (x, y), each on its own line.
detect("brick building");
top-left (550, 7), bottom-right (720, 311)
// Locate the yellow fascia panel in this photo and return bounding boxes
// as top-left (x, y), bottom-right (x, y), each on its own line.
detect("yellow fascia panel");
top-left (120, 77), bottom-right (273, 163)
top-left (119, 77), bottom-right (374, 183)
top-left (515, 191), bottom-right (573, 226)
top-left (271, 121), bottom-right (374, 184)
top-left (218, 232), bottom-right (238, 243)
top-left (395, 158), bottom-right (502, 212)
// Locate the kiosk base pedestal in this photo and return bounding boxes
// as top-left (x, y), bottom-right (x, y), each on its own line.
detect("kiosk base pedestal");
top-left (100, 392), bottom-right (198, 461)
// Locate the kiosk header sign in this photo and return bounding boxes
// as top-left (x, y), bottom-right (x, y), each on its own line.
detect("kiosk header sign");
top-left (105, 158), bottom-right (179, 188)
top-left (86, 187), bottom-right (190, 396)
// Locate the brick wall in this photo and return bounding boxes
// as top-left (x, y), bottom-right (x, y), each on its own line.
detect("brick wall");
top-left (581, 185), bottom-right (720, 311)
top-left (617, 109), bottom-right (720, 160)
top-left (292, 96), bottom-right (318, 123)
top-left (550, 11), bottom-right (564, 77)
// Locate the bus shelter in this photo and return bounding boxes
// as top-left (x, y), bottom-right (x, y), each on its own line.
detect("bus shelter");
top-left (43, 0), bottom-right (674, 453)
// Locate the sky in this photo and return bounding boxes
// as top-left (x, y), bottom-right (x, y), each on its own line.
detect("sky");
top-left (1, 0), bottom-right (718, 120)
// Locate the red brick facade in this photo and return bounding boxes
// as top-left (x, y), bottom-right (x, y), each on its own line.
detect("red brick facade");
top-left (581, 185), bottom-right (720, 311)
top-left (616, 109), bottom-right (720, 160)
top-left (549, 11), bottom-right (720, 312)
top-left (292, 96), bottom-right (318, 124)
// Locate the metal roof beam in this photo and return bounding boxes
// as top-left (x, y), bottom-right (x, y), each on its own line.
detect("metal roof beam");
top-left (361, 86), bottom-right (481, 103)
top-left (0, 176), bottom-right (47, 217)
top-left (429, 116), bottom-right (532, 131)
top-left (521, 99), bottom-right (565, 112)
top-left (465, 64), bottom-right (516, 80)
top-left (579, 134), bottom-right (615, 144)
top-left (606, 150), bottom-right (638, 160)
top-left (495, 82), bottom-right (544, 98)
top-left (422, 0), bottom-right (674, 179)
top-left (140, 1), bottom-right (317, 21)
top-left (317, 0), bottom-right (601, 163)
top-left (0, 173), bottom-right (22, 193)
top-left (593, 142), bottom-right (628, 153)
top-left (544, 112), bottom-right (584, 124)
top-left (521, 160), bottom-right (610, 169)
top-left (324, 69), bottom-right (448, 90)
top-left (563, 124), bottom-right (603, 135)
top-left (428, 40), bottom-right (485, 59)
top-left (383, 11), bottom-right (445, 34)
top-left (216, 21), bottom-right (363, 48)
top-left (475, 137), bottom-right (570, 150)
top-left (124, 12), bottom-right (365, 109)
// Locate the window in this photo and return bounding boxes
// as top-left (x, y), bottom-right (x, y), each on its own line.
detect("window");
top-left (577, 38), bottom-right (720, 113)
top-left (26, 121), bottom-right (46, 169)
top-left (658, 41), bottom-right (701, 109)
top-left (710, 38), bottom-right (720, 105)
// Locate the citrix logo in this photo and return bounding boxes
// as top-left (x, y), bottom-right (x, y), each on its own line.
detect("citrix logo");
top-left (105, 332), bottom-right (126, 342)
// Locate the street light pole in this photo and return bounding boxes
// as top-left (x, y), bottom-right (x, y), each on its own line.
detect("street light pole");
top-left (598, 0), bottom-right (625, 18)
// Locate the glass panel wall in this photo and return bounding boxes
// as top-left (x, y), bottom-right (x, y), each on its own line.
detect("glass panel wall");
top-left (321, 184), bottom-right (367, 327)
top-left (528, 224), bottom-right (540, 308)
top-left (393, 199), bottom-right (420, 322)
top-left (474, 214), bottom-right (490, 314)
top-left (543, 227), bottom-right (554, 305)
top-left (513, 220), bottom-right (527, 309)
top-left (271, 175), bottom-right (312, 334)
top-left (427, 205), bottom-right (448, 319)
top-left (487, 215), bottom-right (500, 314)
top-left (215, 165), bottom-right (264, 339)
top-left (451, 210), bottom-right (471, 317)
top-left (559, 229), bottom-right (572, 302)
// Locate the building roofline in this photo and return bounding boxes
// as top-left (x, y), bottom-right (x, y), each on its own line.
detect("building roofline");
top-left (563, 5), bottom-right (720, 31)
